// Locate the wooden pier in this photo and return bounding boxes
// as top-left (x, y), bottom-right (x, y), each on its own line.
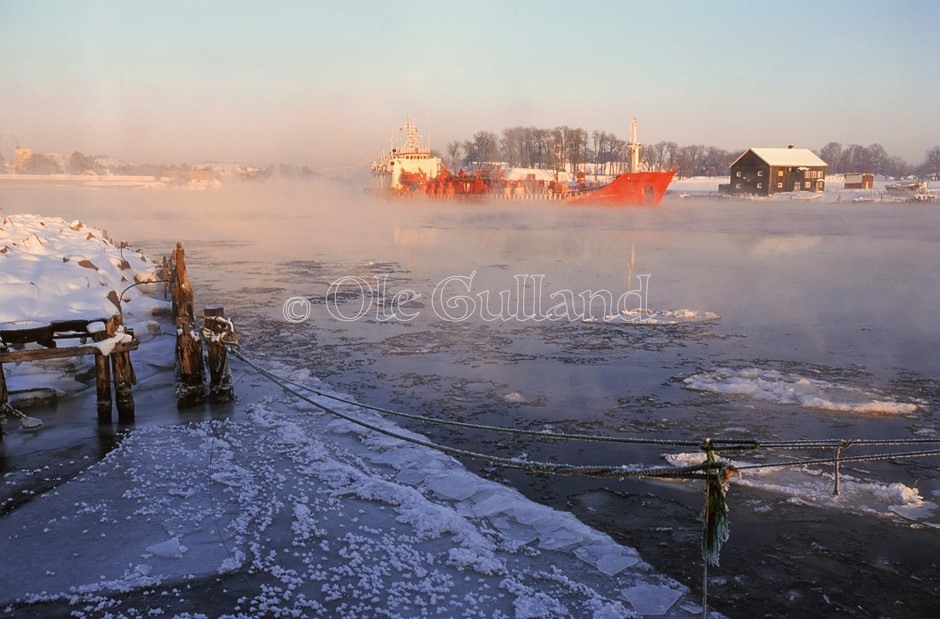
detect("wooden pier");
top-left (0, 240), bottom-right (236, 438)
top-left (0, 316), bottom-right (139, 437)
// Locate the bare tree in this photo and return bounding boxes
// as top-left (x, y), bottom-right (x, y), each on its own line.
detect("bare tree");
top-left (642, 141), bottom-right (668, 172)
top-left (817, 142), bottom-right (842, 170)
top-left (501, 127), bottom-right (524, 167)
top-left (867, 143), bottom-right (888, 176)
top-left (591, 130), bottom-right (606, 178)
top-left (924, 146), bottom-right (940, 180)
top-left (446, 141), bottom-right (462, 169)
top-left (564, 127), bottom-right (589, 175)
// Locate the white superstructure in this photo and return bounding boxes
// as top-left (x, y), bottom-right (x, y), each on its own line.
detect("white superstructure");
top-left (371, 118), bottom-right (442, 190)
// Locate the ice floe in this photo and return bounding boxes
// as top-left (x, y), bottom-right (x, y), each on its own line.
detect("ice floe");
top-left (684, 367), bottom-right (922, 414)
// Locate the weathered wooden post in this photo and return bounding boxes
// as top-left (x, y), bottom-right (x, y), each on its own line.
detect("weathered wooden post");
top-left (0, 362), bottom-right (7, 438)
top-left (171, 242), bottom-right (194, 320)
top-left (162, 255), bottom-right (170, 299)
top-left (203, 305), bottom-right (236, 402)
top-left (176, 316), bottom-right (206, 407)
top-left (92, 321), bottom-right (114, 423)
top-left (172, 242), bottom-right (206, 408)
top-left (109, 314), bottom-right (137, 421)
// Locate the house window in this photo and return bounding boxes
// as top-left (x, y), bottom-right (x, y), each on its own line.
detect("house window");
top-left (777, 182), bottom-right (783, 189)
top-left (805, 181), bottom-right (811, 189)
top-left (735, 183), bottom-right (741, 189)
top-left (735, 171), bottom-right (741, 178)
top-left (778, 170), bottom-right (784, 177)
top-left (757, 183), bottom-right (763, 189)
top-left (757, 170), bottom-right (763, 177)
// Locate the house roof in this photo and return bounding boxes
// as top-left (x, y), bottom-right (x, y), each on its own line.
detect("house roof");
top-left (732, 148), bottom-right (828, 168)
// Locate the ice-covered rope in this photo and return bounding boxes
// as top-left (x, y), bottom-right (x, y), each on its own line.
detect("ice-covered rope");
top-left (237, 353), bottom-right (940, 453)
top-left (231, 349), bottom-right (716, 480)
top-left (230, 349), bottom-right (940, 479)
top-left (245, 362), bottom-right (725, 446)
top-left (230, 345), bottom-right (938, 615)
top-left (731, 448), bottom-right (940, 471)
top-left (0, 402), bottom-right (43, 430)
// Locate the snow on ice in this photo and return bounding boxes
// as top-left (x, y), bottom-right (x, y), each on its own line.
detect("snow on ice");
top-left (683, 367), bottom-right (922, 415)
top-left (664, 451), bottom-right (937, 524)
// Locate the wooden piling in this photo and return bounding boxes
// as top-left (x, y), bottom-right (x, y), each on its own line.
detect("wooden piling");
top-left (92, 321), bottom-right (114, 423)
top-left (171, 242), bottom-right (194, 321)
top-left (0, 362), bottom-right (7, 438)
top-left (171, 242), bottom-right (206, 408)
top-left (109, 314), bottom-right (136, 421)
top-left (162, 255), bottom-right (170, 299)
top-left (176, 316), bottom-right (206, 407)
top-left (204, 306), bottom-right (235, 402)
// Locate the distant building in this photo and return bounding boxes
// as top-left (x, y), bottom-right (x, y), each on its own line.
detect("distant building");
top-left (722, 146), bottom-right (827, 196)
top-left (844, 173), bottom-right (874, 189)
top-left (14, 147), bottom-right (31, 172)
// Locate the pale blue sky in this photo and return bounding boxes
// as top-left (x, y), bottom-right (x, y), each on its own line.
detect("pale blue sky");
top-left (1, 0), bottom-right (937, 167)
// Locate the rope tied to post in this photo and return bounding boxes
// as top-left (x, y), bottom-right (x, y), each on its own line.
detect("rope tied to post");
top-left (202, 314), bottom-right (239, 348)
top-left (701, 439), bottom-right (734, 567)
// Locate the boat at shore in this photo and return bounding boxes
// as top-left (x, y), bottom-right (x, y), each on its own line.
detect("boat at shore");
top-left (368, 118), bottom-right (674, 205)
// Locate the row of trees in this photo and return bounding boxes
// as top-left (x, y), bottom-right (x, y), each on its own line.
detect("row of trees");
top-left (444, 126), bottom-right (940, 180)
top-left (819, 142), bottom-right (940, 179)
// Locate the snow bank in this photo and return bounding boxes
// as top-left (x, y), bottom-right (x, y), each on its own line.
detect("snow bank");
top-left (0, 215), bottom-right (163, 322)
top-left (0, 214), bottom-right (170, 399)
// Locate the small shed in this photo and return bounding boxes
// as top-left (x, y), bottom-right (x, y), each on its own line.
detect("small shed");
top-left (726, 146), bottom-right (827, 196)
top-left (844, 173), bottom-right (874, 189)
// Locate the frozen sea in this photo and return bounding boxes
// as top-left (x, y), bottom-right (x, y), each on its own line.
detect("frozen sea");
top-left (1, 179), bottom-right (938, 618)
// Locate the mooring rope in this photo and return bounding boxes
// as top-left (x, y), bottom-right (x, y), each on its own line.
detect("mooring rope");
top-left (236, 352), bottom-right (940, 455)
top-left (731, 448), bottom-right (940, 471)
top-left (231, 349), bottom-right (724, 480)
top-left (230, 349), bottom-right (940, 479)
top-left (227, 346), bottom-right (938, 619)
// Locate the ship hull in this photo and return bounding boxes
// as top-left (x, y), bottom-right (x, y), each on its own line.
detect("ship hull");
top-left (366, 169), bottom-right (675, 206)
top-left (567, 171), bottom-right (675, 206)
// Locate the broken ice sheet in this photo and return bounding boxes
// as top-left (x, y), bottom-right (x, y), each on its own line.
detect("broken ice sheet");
top-left (620, 583), bottom-right (684, 616)
top-left (395, 468), bottom-right (429, 485)
top-left (470, 491), bottom-right (516, 518)
top-left (426, 472), bottom-right (480, 501)
top-left (490, 517), bottom-right (539, 545)
top-left (536, 523), bottom-right (584, 550)
top-left (144, 537), bottom-right (188, 559)
top-left (574, 543), bottom-right (640, 576)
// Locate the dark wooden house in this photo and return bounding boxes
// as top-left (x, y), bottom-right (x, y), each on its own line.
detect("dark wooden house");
top-left (723, 147), bottom-right (827, 196)
top-left (844, 173), bottom-right (874, 189)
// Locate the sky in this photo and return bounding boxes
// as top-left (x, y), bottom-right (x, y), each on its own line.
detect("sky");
top-left (1, 0), bottom-right (938, 169)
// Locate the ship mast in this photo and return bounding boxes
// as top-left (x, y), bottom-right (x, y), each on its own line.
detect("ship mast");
top-left (628, 118), bottom-right (640, 174)
top-left (402, 117), bottom-right (423, 153)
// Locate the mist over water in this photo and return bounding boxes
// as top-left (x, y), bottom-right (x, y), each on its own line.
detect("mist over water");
top-left (3, 181), bottom-right (939, 616)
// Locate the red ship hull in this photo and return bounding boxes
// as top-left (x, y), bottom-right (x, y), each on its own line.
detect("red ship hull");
top-left (371, 167), bottom-right (675, 206)
top-left (567, 171), bottom-right (675, 206)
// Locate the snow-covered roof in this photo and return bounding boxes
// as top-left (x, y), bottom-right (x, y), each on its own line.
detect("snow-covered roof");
top-left (734, 147), bottom-right (828, 168)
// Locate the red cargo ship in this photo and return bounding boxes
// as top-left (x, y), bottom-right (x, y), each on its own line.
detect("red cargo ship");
top-left (369, 118), bottom-right (673, 205)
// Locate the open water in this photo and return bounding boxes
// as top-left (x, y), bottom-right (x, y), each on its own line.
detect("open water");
top-left (2, 180), bottom-right (939, 617)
